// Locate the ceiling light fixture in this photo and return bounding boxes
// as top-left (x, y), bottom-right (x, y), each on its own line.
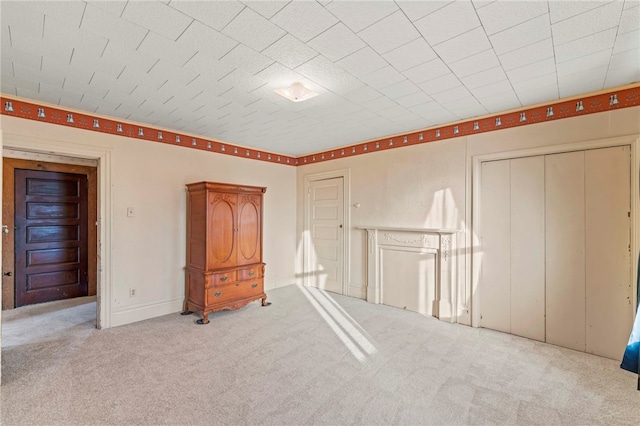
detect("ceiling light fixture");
top-left (274, 82), bottom-right (318, 102)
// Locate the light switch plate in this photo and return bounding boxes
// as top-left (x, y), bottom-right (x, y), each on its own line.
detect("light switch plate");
top-left (127, 207), bottom-right (135, 217)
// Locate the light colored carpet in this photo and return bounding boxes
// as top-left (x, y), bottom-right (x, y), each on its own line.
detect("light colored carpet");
top-left (1, 284), bottom-right (639, 425)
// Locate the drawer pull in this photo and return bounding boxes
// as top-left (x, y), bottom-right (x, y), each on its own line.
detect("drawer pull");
top-left (251, 283), bottom-right (258, 288)
top-left (220, 276), bottom-right (228, 282)
top-left (214, 291), bottom-right (221, 297)
top-left (249, 271), bottom-right (255, 276)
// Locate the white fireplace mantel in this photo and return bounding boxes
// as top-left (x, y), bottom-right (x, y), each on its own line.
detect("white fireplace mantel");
top-left (359, 226), bottom-right (462, 323)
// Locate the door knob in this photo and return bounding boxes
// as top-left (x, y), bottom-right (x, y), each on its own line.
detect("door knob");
top-left (3, 272), bottom-right (12, 277)
top-left (2, 225), bottom-right (8, 234)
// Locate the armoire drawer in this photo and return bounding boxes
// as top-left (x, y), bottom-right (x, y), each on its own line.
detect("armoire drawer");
top-left (210, 271), bottom-right (236, 286)
top-left (207, 279), bottom-right (263, 303)
top-left (237, 266), bottom-right (262, 281)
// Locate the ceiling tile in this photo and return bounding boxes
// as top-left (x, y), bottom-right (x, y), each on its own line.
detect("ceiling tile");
top-left (362, 95), bottom-right (399, 112)
top-left (473, 1), bottom-right (498, 10)
top-left (379, 104), bottom-right (411, 120)
top-left (558, 67), bottom-right (607, 97)
top-left (358, 10), bottom-right (421, 55)
top-left (477, 90), bottom-right (521, 113)
top-left (476, 1), bottom-right (548, 35)
top-left (613, 29), bottom-right (640, 54)
top-left (506, 57), bottom-right (557, 82)
top-left (81, 4), bottom-right (148, 51)
top-left (607, 47), bottom-right (639, 70)
top-left (23, 0), bottom-right (86, 28)
top-left (1, 74), bottom-right (39, 94)
top-left (84, 1), bottom-right (127, 17)
top-left (325, 0), bottom-right (398, 33)
top-left (3, 45), bottom-right (41, 71)
top-left (98, 43), bottom-right (159, 79)
top-left (378, 80), bottom-right (421, 100)
top-left (403, 58), bottom-right (451, 84)
top-left (618, 4), bottom-right (640, 34)
top-left (1, 2), bottom-right (43, 39)
top-left (396, 91), bottom-right (433, 108)
top-left (242, 1), bottom-right (290, 19)
top-left (396, 1), bottom-right (453, 22)
top-left (169, 0), bottom-right (244, 31)
top-left (431, 86), bottom-right (472, 104)
top-left (414, 1), bottom-right (480, 46)
top-left (419, 74), bottom-right (462, 96)
top-left (222, 7), bottom-right (286, 51)
top-left (336, 47), bottom-right (388, 78)
top-left (511, 72), bottom-right (557, 93)
top-left (410, 101), bottom-right (456, 122)
top-left (449, 49), bottom-right (500, 78)
top-left (138, 31), bottom-right (198, 68)
top-left (556, 49), bottom-right (612, 77)
top-left (262, 34), bottom-right (319, 68)
top-left (499, 38), bottom-right (554, 71)
top-left (358, 65), bottom-right (406, 90)
top-left (254, 62), bottom-right (316, 93)
top-left (459, 66), bottom-right (508, 90)
top-left (489, 14), bottom-right (551, 55)
top-left (44, 18), bottom-right (108, 61)
top-left (433, 27), bottom-right (492, 63)
top-left (177, 22), bottom-right (238, 62)
top-left (551, 2), bottom-right (624, 45)
top-left (308, 23), bottom-right (366, 62)
top-left (549, 1), bottom-right (614, 24)
top-left (514, 83), bottom-right (558, 105)
top-left (271, 1), bottom-right (338, 42)
top-left (147, 60), bottom-right (199, 87)
top-left (13, 62), bottom-right (63, 89)
top-left (295, 55), bottom-right (364, 94)
top-left (219, 44), bottom-right (274, 75)
top-left (121, 0), bottom-right (193, 40)
top-left (555, 28), bottom-right (617, 63)
top-left (341, 86), bottom-right (383, 104)
top-left (382, 38), bottom-right (437, 72)
top-left (605, 66), bottom-right (640, 87)
top-left (440, 96), bottom-right (487, 118)
top-left (469, 79), bottom-right (513, 98)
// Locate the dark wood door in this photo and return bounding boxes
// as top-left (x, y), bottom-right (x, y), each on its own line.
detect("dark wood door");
top-left (14, 169), bottom-right (88, 307)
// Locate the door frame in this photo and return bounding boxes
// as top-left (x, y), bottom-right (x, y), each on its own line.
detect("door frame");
top-left (471, 135), bottom-right (640, 328)
top-left (303, 169), bottom-right (351, 296)
top-left (1, 132), bottom-right (113, 329)
top-left (3, 158), bottom-right (97, 309)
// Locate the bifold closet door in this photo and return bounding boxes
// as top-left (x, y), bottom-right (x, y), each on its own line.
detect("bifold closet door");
top-left (479, 157), bottom-right (545, 339)
top-left (479, 160), bottom-right (511, 333)
top-left (585, 146), bottom-right (632, 360)
top-left (510, 156), bottom-right (545, 341)
top-left (545, 151), bottom-right (586, 352)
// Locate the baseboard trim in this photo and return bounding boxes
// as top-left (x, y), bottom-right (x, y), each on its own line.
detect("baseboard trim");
top-left (267, 275), bottom-right (296, 290)
top-left (110, 297), bottom-right (184, 327)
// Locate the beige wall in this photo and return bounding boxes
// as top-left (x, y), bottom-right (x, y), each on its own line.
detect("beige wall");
top-left (0, 115), bottom-right (297, 327)
top-left (296, 106), bottom-right (640, 325)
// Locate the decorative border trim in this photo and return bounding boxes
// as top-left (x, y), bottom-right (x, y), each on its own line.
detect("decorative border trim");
top-left (2, 84), bottom-right (639, 167)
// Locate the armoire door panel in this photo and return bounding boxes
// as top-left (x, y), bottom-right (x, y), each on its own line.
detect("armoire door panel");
top-left (207, 193), bottom-right (237, 268)
top-left (545, 151), bottom-right (586, 352)
top-left (479, 160), bottom-right (511, 333)
top-left (510, 156), bottom-right (545, 342)
top-left (585, 146), bottom-right (633, 359)
top-left (237, 195), bottom-right (261, 265)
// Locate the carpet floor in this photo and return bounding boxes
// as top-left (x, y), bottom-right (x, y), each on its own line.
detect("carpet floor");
top-left (1, 284), bottom-right (639, 425)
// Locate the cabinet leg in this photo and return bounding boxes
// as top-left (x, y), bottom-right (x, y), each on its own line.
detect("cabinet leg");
top-left (196, 313), bottom-right (210, 325)
top-left (180, 310), bottom-right (193, 316)
top-left (261, 296), bottom-right (271, 307)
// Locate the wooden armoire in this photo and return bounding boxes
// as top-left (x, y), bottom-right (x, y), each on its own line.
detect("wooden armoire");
top-left (182, 182), bottom-right (267, 324)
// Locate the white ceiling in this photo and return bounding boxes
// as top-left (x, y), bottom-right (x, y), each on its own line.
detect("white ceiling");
top-left (1, 0), bottom-right (639, 156)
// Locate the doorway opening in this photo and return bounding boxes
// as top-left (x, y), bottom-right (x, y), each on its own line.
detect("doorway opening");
top-left (2, 157), bottom-right (98, 317)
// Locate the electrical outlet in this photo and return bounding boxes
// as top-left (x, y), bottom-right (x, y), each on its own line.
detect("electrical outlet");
top-left (127, 207), bottom-right (135, 217)
top-left (129, 288), bottom-right (136, 297)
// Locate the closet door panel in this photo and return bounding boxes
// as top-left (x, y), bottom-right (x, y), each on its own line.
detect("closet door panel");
top-left (545, 151), bottom-right (586, 352)
top-left (480, 160), bottom-right (511, 333)
top-left (585, 146), bottom-right (632, 360)
top-left (510, 156), bottom-right (545, 342)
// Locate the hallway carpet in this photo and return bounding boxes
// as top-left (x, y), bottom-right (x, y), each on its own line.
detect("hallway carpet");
top-left (2, 285), bottom-right (639, 425)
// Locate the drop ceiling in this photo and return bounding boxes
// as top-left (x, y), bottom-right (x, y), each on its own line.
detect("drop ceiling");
top-left (1, 1), bottom-right (638, 157)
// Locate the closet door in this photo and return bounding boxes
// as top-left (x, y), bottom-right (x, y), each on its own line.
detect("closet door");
top-left (585, 146), bottom-right (632, 359)
top-left (545, 151), bottom-right (586, 352)
top-left (479, 160), bottom-right (511, 333)
top-left (510, 156), bottom-right (545, 341)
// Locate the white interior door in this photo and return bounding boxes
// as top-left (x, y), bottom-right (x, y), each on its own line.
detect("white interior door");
top-left (309, 177), bottom-right (344, 294)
